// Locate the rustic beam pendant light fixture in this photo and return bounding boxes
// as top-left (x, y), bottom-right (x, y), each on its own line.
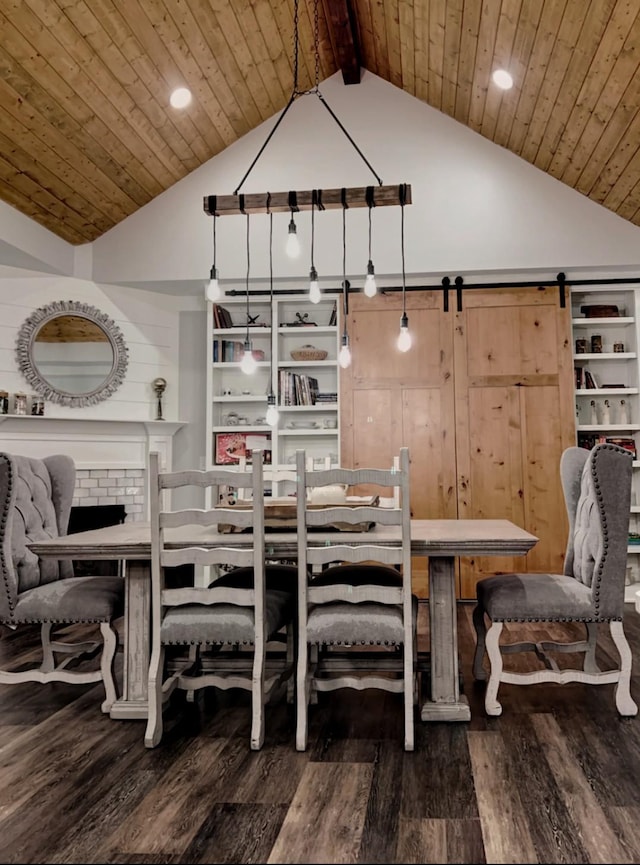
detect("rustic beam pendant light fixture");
top-left (202, 0), bottom-right (413, 350)
top-left (202, 0), bottom-right (411, 216)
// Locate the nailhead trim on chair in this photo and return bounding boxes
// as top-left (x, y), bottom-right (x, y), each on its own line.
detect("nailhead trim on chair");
top-left (14, 617), bottom-right (111, 624)
top-left (0, 454), bottom-right (16, 618)
top-left (164, 632), bottom-right (291, 646)
top-left (318, 640), bottom-right (401, 646)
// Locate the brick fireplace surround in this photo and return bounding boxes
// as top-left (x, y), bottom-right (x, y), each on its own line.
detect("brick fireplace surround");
top-left (73, 468), bottom-right (146, 521)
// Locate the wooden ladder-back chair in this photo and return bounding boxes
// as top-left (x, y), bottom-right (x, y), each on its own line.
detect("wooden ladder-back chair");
top-left (295, 447), bottom-right (417, 751)
top-left (473, 442), bottom-right (638, 717)
top-left (145, 450), bottom-right (296, 750)
top-left (0, 452), bottom-right (123, 712)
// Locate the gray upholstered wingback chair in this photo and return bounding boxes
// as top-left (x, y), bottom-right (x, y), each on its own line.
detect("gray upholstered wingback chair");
top-left (0, 452), bottom-right (124, 712)
top-left (473, 442), bottom-right (637, 717)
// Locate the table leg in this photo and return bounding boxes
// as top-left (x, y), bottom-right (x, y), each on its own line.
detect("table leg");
top-left (421, 555), bottom-right (470, 722)
top-left (110, 560), bottom-right (150, 720)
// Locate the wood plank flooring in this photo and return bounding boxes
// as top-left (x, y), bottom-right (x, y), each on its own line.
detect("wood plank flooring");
top-left (2, 602), bottom-right (640, 863)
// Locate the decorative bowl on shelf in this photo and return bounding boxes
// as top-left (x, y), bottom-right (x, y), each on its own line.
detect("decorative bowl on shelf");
top-left (286, 421), bottom-right (320, 430)
top-left (290, 344), bottom-right (328, 361)
top-left (580, 304), bottom-right (620, 318)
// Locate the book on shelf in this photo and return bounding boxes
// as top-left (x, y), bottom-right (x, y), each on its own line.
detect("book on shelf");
top-left (328, 300), bottom-right (337, 327)
top-left (602, 437), bottom-right (637, 459)
top-left (213, 304), bottom-right (233, 328)
top-left (578, 432), bottom-right (637, 459)
top-left (583, 369), bottom-right (599, 389)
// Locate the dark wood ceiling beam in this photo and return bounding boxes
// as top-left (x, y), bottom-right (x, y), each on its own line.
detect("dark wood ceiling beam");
top-left (321, 0), bottom-right (361, 85)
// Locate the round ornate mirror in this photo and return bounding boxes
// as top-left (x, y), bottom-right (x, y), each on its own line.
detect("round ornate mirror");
top-left (15, 300), bottom-right (129, 407)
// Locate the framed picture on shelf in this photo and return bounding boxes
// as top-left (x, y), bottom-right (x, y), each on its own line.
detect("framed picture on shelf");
top-left (214, 432), bottom-right (272, 465)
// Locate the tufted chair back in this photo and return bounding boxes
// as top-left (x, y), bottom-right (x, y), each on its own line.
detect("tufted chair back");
top-left (561, 444), bottom-right (632, 618)
top-left (473, 441), bottom-right (637, 719)
top-left (0, 452), bottom-right (75, 622)
top-left (0, 450), bottom-right (124, 713)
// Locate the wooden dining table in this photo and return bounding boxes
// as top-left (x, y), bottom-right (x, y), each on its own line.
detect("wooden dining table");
top-left (29, 518), bottom-right (538, 723)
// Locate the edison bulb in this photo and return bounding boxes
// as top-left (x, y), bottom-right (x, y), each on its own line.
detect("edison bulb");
top-left (338, 343), bottom-right (352, 368)
top-left (205, 267), bottom-right (221, 302)
top-left (286, 219), bottom-right (301, 258)
top-left (309, 267), bottom-right (321, 304)
top-left (364, 261), bottom-right (377, 297)
top-left (265, 401), bottom-right (279, 426)
top-left (397, 320), bottom-right (412, 352)
top-left (240, 346), bottom-right (258, 374)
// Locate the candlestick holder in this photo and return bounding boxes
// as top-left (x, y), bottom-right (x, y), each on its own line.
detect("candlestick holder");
top-left (152, 377), bottom-right (167, 421)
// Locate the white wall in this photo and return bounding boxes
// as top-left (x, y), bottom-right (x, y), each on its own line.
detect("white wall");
top-left (87, 70), bottom-right (640, 289)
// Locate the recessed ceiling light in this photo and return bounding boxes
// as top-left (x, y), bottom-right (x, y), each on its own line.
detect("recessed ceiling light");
top-left (492, 69), bottom-right (513, 90)
top-left (170, 87), bottom-right (192, 109)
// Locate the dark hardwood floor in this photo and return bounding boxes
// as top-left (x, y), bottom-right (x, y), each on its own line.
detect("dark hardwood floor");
top-left (2, 602), bottom-right (640, 864)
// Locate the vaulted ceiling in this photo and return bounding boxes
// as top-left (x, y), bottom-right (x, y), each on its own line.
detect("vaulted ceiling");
top-left (3, 1), bottom-right (640, 247)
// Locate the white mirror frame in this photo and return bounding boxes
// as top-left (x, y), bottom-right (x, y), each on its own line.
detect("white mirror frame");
top-left (15, 300), bottom-right (129, 407)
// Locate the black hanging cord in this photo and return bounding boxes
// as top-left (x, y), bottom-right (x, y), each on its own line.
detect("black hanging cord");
top-left (268, 212), bottom-right (275, 398)
top-left (342, 203), bottom-right (349, 325)
top-left (311, 190), bottom-right (316, 269)
top-left (245, 214), bottom-right (251, 339)
top-left (212, 211), bottom-right (217, 274)
top-left (366, 186), bottom-right (375, 260)
top-left (233, 0), bottom-right (383, 193)
top-left (400, 185), bottom-right (407, 315)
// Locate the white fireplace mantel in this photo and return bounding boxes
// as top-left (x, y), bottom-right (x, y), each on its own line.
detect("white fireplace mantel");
top-left (0, 416), bottom-right (186, 470)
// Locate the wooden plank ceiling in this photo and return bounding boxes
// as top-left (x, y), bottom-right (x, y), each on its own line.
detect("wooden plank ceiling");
top-left (2, 0), bottom-right (640, 246)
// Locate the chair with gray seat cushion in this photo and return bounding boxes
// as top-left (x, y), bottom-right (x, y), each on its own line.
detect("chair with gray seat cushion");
top-left (295, 447), bottom-right (417, 751)
top-left (145, 449), bottom-right (295, 750)
top-left (0, 452), bottom-right (124, 712)
top-left (473, 442), bottom-right (638, 717)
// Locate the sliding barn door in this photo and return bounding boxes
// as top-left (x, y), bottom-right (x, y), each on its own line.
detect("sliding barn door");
top-left (453, 286), bottom-right (575, 598)
top-left (340, 291), bottom-right (457, 596)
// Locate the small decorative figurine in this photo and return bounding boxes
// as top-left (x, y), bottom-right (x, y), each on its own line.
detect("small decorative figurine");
top-left (590, 399), bottom-right (598, 425)
top-left (152, 377), bottom-right (167, 421)
top-left (619, 399), bottom-right (630, 425)
top-left (602, 399), bottom-right (611, 425)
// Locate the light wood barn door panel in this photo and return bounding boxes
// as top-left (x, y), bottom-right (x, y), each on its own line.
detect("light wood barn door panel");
top-left (341, 292), bottom-right (457, 597)
top-left (454, 287), bottom-right (575, 598)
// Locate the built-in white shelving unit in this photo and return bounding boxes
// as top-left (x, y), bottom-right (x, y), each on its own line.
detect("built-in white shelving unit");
top-left (571, 285), bottom-right (640, 602)
top-left (206, 291), bottom-right (340, 497)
